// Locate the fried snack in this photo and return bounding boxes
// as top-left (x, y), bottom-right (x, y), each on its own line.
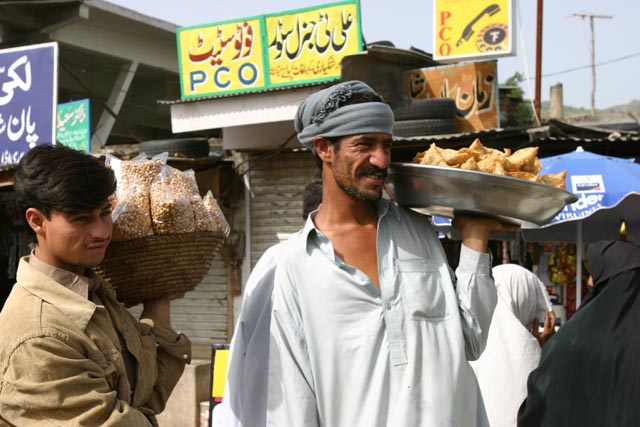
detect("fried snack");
top-left (507, 171), bottom-right (544, 183)
top-left (459, 157), bottom-right (478, 170)
top-left (413, 138), bottom-right (567, 189)
top-left (440, 147), bottom-right (471, 166)
top-left (412, 144), bottom-right (449, 167)
top-left (541, 171), bottom-right (568, 189)
top-left (506, 146), bottom-right (542, 174)
top-left (477, 154), bottom-right (509, 175)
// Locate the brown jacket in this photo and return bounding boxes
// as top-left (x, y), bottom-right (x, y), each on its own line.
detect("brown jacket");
top-left (0, 257), bottom-right (191, 426)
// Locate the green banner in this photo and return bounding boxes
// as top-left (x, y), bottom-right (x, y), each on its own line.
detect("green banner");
top-left (56, 99), bottom-right (90, 152)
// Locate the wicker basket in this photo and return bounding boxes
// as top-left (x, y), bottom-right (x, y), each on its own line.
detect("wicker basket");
top-left (94, 231), bottom-right (226, 306)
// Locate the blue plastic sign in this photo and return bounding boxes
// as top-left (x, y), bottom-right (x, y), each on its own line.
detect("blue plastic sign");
top-left (0, 42), bottom-right (58, 166)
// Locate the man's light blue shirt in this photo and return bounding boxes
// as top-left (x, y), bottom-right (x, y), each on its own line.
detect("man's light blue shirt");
top-left (268, 199), bottom-right (496, 426)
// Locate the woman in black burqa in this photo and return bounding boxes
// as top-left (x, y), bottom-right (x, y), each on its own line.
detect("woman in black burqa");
top-left (518, 239), bottom-right (640, 427)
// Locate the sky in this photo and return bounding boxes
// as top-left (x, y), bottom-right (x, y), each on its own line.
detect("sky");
top-left (110, 0), bottom-right (639, 110)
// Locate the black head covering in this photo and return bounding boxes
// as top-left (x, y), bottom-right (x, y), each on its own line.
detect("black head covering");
top-left (519, 239), bottom-right (640, 427)
top-left (586, 240), bottom-right (640, 285)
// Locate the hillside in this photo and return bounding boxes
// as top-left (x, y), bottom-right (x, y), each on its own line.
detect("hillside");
top-left (540, 98), bottom-right (640, 123)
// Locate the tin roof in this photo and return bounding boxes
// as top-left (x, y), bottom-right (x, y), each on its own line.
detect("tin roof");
top-left (158, 80), bottom-right (338, 105)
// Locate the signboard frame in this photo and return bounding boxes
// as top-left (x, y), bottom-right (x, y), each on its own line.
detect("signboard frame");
top-left (56, 98), bottom-right (91, 153)
top-left (433, 0), bottom-right (516, 63)
top-left (402, 60), bottom-right (501, 132)
top-left (176, 0), bottom-right (362, 99)
top-left (0, 42), bottom-right (58, 166)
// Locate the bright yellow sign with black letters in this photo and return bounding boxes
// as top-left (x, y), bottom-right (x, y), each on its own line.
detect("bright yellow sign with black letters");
top-left (434, 0), bottom-right (514, 62)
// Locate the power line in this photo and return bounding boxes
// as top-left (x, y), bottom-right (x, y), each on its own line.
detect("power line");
top-left (537, 51), bottom-right (640, 79)
top-left (523, 51), bottom-right (640, 82)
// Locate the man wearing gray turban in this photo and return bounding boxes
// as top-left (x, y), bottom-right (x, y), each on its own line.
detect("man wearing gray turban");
top-left (268, 80), bottom-right (517, 426)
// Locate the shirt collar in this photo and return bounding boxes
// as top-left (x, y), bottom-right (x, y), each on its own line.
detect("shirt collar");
top-left (17, 256), bottom-right (97, 331)
top-left (28, 250), bottom-right (100, 299)
top-left (299, 198), bottom-right (395, 253)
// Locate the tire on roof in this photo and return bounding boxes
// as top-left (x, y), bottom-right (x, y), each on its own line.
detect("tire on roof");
top-left (393, 118), bottom-right (458, 138)
top-left (392, 98), bottom-right (457, 121)
top-left (139, 138), bottom-right (210, 158)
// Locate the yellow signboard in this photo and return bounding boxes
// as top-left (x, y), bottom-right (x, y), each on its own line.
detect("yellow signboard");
top-left (177, 1), bottom-right (362, 99)
top-left (433, 0), bottom-right (514, 63)
top-left (211, 348), bottom-right (229, 401)
top-left (266, 2), bottom-right (361, 85)
top-left (177, 18), bottom-right (266, 98)
top-left (403, 60), bottom-right (500, 132)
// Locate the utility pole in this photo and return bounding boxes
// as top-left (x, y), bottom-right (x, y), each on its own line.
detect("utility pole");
top-left (534, 0), bottom-right (543, 122)
top-left (572, 12), bottom-right (612, 116)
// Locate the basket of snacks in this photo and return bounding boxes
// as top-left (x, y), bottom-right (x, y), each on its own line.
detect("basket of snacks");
top-left (94, 154), bottom-right (230, 306)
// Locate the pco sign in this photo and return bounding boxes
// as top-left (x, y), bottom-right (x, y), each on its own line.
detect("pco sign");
top-left (189, 62), bottom-right (259, 91)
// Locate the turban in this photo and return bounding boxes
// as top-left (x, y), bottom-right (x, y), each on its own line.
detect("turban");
top-left (294, 80), bottom-right (394, 151)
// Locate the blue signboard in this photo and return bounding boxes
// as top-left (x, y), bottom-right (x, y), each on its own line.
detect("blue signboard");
top-left (0, 42), bottom-right (57, 166)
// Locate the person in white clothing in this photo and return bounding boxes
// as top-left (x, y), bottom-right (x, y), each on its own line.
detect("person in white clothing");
top-left (213, 172), bottom-right (322, 427)
top-left (267, 80), bottom-right (518, 426)
top-left (470, 263), bottom-right (556, 427)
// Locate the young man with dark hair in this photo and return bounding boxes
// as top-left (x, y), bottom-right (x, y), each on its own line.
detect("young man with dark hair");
top-left (267, 80), bottom-right (517, 426)
top-left (0, 144), bottom-right (191, 426)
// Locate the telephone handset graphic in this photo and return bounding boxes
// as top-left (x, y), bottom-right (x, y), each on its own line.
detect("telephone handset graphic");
top-left (456, 4), bottom-right (501, 47)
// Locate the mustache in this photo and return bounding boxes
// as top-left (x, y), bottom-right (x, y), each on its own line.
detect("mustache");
top-left (89, 237), bottom-right (111, 245)
top-left (357, 165), bottom-right (388, 179)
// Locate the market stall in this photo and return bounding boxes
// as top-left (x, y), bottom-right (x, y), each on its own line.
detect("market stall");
top-left (522, 147), bottom-right (640, 307)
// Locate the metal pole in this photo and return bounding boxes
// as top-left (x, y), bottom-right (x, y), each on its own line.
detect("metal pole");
top-left (535, 0), bottom-right (543, 119)
top-left (590, 16), bottom-right (596, 115)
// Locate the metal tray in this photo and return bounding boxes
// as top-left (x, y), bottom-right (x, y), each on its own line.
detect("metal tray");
top-left (385, 162), bottom-right (578, 226)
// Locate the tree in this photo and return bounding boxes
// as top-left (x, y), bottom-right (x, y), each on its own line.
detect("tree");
top-left (502, 72), bottom-right (534, 127)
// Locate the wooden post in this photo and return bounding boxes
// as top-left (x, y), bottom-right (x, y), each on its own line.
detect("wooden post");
top-left (572, 12), bottom-right (612, 116)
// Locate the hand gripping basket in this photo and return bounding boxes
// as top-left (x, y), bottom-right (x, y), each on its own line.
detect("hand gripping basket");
top-left (94, 231), bottom-right (226, 306)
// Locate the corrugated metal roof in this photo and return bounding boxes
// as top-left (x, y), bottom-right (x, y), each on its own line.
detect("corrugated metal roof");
top-left (158, 79), bottom-right (338, 105)
top-left (392, 127), bottom-right (527, 144)
top-left (393, 129), bottom-right (640, 146)
top-left (390, 125), bottom-right (640, 163)
top-left (536, 135), bottom-right (640, 143)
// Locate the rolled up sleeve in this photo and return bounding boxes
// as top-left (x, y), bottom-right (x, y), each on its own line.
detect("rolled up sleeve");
top-left (138, 312), bottom-right (191, 414)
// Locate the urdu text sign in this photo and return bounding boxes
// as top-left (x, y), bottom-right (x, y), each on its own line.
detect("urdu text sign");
top-left (0, 42), bottom-right (57, 166)
top-left (57, 99), bottom-right (91, 153)
top-left (403, 60), bottom-right (499, 132)
top-left (178, 17), bottom-right (267, 98)
top-left (265, 2), bottom-right (361, 87)
top-left (177, 1), bottom-right (362, 98)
